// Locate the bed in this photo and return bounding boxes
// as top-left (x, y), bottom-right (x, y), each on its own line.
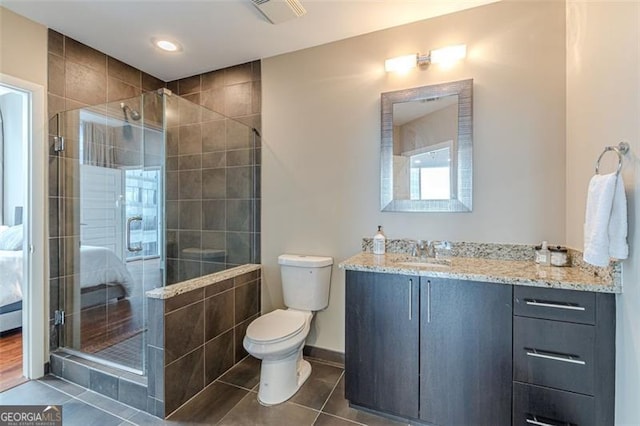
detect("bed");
top-left (0, 233), bottom-right (135, 333)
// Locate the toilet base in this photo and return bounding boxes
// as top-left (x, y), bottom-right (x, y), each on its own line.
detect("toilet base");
top-left (297, 359), bottom-right (312, 388)
top-left (257, 350), bottom-right (312, 406)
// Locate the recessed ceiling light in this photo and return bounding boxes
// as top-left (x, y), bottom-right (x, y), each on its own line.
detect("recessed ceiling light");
top-left (153, 38), bottom-right (182, 52)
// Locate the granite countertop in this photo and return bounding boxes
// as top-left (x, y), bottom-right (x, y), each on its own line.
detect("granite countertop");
top-left (339, 252), bottom-right (621, 293)
top-left (146, 264), bottom-right (262, 299)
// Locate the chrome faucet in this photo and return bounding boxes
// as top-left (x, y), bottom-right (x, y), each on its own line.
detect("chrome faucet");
top-left (412, 240), bottom-right (436, 259)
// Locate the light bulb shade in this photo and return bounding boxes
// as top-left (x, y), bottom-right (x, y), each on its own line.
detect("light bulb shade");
top-left (152, 38), bottom-right (182, 52)
top-left (384, 54), bottom-right (417, 73)
top-left (429, 44), bottom-right (466, 65)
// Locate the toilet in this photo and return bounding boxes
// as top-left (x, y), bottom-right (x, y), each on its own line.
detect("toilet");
top-left (243, 254), bottom-right (333, 406)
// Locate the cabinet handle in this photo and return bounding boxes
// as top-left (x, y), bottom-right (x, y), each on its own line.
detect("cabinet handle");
top-left (525, 300), bottom-right (585, 311)
top-left (408, 279), bottom-right (412, 321)
top-left (525, 348), bottom-right (586, 365)
top-left (525, 415), bottom-right (564, 426)
top-left (426, 280), bottom-right (431, 323)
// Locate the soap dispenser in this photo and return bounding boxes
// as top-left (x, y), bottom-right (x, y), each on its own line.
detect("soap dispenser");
top-left (535, 241), bottom-right (551, 266)
top-left (373, 226), bottom-right (386, 255)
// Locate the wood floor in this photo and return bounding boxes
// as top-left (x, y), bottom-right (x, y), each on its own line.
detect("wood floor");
top-left (0, 329), bottom-right (26, 392)
top-left (78, 296), bottom-right (144, 353)
top-left (62, 259), bottom-right (162, 370)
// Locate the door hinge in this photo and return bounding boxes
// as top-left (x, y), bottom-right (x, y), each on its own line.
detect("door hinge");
top-left (53, 136), bottom-right (65, 152)
top-left (54, 310), bottom-right (65, 326)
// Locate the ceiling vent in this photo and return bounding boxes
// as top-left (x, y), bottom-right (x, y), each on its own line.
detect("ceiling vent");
top-left (251, 0), bottom-right (307, 24)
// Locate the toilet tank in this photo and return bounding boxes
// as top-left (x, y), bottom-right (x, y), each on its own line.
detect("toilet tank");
top-left (278, 254), bottom-right (333, 311)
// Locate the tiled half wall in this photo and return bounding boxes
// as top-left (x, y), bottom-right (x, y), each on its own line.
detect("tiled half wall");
top-left (147, 267), bottom-right (261, 417)
top-left (50, 266), bottom-right (261, 418)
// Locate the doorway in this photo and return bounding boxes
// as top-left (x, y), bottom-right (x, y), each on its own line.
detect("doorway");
top-left (0, 74), bottom-right (47, 391)
top-left (0, 83), bottom-right (28, 391)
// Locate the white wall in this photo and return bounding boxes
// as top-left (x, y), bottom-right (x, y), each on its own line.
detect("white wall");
top-left (263, 1), bottom-right (566, 351)
top-left (0, 91), bottom-right (26, 226)
top-left (0, 7), bottom-right (47, 87)
top-left (397, 103), bottom-right (457, 154)
top-left (565, 2), bottom-right (640, 424)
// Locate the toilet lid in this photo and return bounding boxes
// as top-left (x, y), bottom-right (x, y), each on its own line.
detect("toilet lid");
top-left (246, 309), bottom-right (306, 343)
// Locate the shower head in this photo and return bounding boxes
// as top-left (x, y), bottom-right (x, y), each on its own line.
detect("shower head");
top-left (120, 102), bottom-right (141, 121)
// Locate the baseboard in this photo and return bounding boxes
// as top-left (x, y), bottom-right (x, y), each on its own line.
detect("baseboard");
top-left (303, 345), bottom-right (344, 367)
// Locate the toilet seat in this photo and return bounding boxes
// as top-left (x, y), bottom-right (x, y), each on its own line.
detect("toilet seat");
top-left (246, 309), bottom-right (306, 344)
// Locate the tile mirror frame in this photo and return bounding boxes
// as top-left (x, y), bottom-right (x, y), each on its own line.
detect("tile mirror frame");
top-left (380, 79), bottom-right (473, 212)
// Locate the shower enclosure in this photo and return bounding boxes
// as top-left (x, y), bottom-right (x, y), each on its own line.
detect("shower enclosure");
top-left (49, 89), bottom-right (260, 374)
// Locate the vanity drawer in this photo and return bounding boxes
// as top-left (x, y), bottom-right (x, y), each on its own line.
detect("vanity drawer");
top-left (513, 382), bottom-right (595, 426)
top-left (513, 316), bottom-right (594, 395)
top-left (514, 287), bottom-right (596, 324)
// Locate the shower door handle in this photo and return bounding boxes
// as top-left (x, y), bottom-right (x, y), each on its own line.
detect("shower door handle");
top-left (126, 216), bottom-right (143, 252)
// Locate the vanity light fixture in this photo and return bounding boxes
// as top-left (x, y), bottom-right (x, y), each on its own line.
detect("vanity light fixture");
top-left (385, 44), bottom-right (466, 73)
top-left (152, 38), bottom-right (182, 52)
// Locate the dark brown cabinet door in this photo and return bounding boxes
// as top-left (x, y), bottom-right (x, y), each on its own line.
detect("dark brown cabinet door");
top-left (345, 270), bottom-right (419, 419)
top-left (420, 278), bottom-right (512, 426)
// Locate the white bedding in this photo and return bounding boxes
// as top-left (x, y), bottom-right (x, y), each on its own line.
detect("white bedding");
top-left (0, 245), bottom-right (134, 308)
top-left (0, 250), bottom-right (23, 308)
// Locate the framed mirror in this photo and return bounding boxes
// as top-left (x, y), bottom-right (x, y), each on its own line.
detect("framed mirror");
top-left (381, 79), bottom-right (473, 212)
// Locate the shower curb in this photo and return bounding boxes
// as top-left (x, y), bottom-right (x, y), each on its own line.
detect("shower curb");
top-left (49, 352), bottom-right (161, 417)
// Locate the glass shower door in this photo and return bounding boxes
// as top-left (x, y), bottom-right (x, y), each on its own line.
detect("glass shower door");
top-left (55, 93), bottom-right (162, 373)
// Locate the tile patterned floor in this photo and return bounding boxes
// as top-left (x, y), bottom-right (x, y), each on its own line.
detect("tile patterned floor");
top-left (94, 331), bottom-right (145, 369)
top-left (0, 357), bottom-right (409, 426)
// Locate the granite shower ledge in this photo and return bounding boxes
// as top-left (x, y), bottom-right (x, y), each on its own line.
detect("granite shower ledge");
top-left (146, 264), bottom-right (262, 299)
top-left (339, 253), bottom-right (621, 293)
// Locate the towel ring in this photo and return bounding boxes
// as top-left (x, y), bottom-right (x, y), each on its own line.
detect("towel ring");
top-left (595, 141), bottom-right (629, 175)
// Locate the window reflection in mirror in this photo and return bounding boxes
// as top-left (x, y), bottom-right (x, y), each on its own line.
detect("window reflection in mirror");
top-left (381, 79), bottom-right (472, 212)
top-left (410, 144), bottom-right (451, 200)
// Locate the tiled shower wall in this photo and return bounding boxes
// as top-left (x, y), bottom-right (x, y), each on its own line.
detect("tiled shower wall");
top-left (46, 29), bottom-right (262, 347)
top-left (44, 28), bottom-right (263, 419)
top-left (46, 30), bottom-right (166, 350)
top-left (164, 63), bottom-right (262, 284)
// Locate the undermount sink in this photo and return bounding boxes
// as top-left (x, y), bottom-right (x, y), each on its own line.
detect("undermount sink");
top-left (396, 259), bottom-right (452, 268)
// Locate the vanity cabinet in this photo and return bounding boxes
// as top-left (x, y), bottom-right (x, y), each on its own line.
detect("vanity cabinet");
top-left (345, 271), bottom-right (512, 424)
top-left (420, 278), bottom-right (512, 425)
top-left (512, 287), bottom-right (615, 426)
top-left (344, 270), bottom-right (419, 418)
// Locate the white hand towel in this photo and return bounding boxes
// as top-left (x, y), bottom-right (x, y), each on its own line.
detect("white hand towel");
top-left (583, 173), bottom-right (628, 266)
top-left (609, 174), bottom-right (629, 260)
